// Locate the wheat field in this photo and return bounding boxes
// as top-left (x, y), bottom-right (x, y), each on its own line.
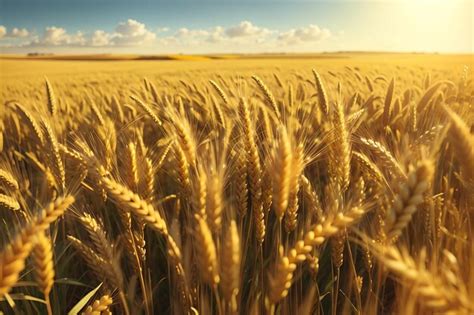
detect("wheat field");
top-left (0, 54), bottom-right (473, 314)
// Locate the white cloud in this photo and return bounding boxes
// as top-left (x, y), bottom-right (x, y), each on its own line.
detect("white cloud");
top-left (175, 27), bottom-right (209, 38)
top-left (69, 31), bottom-right (87, 45)
top-left (20, 19), bottom-right (156, 47)
top-left (278, 25), bottom-right (331, 44)
top-left (11, 28), bottom-right (29, 38)
top-left (0, 26), bottom-right (6, 38)
top-left (30, 26), bottom-right (86, 46)
top-left (112, 19), bottom-right (156, 46)
top-left (91, 30), bottom-right (111, 46)
top-left (1, 19), bottom-right (336, 52)
top-left (168, 22), bottom-right (272, 46)
top-left (165, 28), bottom-right (211, 46)
top-left (225, 21), bottom-right (271, 38)
top-left (41, 27), bottom-right (68, 45)
top-left (207, 26), bottom-right (225, 43)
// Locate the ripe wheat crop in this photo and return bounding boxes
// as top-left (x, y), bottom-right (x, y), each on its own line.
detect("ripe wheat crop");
top-left (0, 55), bottom-right (472, 314)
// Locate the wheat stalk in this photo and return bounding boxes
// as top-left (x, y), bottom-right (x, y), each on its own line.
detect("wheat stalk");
top-left (331, 101), bottom-right (351, 191)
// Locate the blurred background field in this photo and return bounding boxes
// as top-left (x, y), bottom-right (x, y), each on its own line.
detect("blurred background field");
top-left (2, 53), bottom-right (472, 102)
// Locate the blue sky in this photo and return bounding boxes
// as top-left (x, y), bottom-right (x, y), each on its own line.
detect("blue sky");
top-left (0, 0), bottom-right (472, 54)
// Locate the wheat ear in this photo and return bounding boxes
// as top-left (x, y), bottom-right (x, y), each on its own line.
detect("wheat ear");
top-left (78, 214), bottom-right (115, 264)
top-left (32, 232), bottom-right (55, 295)
top-left (360, 137), bottom-right (406, 180)
top-left (32, 232), bottom-right (55, 314)
top-left (372, 245), bottom-right (472, 313)
top-left (100, 176), bottom-right (168, 235)
top-left (82, 294), bottom-right (113, 315)
top-left (89, 98), bottom-right (105, 125)
top-left (268, 206), bottom-right (366, 303)
top-left (352, 151), bottom-right (385, 185)
top-left (239, 98), bottom-right (265, 243)
top-left (285, 143), bottom-right (304, 232)
top-left (41, 118), bottom-right (66, 191)
top-left (13, 103), bottom-right (45, 145)
top-left (0, 194), bottom-right (20, 211)
top-left (130, 95), bottom-right (162, 126)
top-left (206, 167), bottom-right (223, 234)
top-left (272, 126), bottom-right (292, 219)
top-left (67, 235), bottom-right (122, 290)
top-left (385, 160), bottom-right (433, 243)
top-left (194, 215), bottom-right (219, 286)
top-left (172, 114), bottom-right (197, 166)
top-left (0, 196), bottom-right (74, 297)
top-left (209, 80), bottom-right (229, 105)
top-left (45, 77), bottom-right (57, 116)
top-left (312, 69), bottom-right (329, 115)
top-left (252, 75), bottom-right (281, 120)
top-left (123, 141), bottom-right (139, 191)
top-left (233, 144), bottom-right (248, 217)
top-left (444, 106), bottom-right (474, 180)
top-left (383, 78), bottom-right (395, 123)
top-left (220, 220), bottom-right (241, 312)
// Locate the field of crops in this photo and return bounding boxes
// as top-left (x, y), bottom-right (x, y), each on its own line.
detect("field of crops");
top-left (0, 54), bottom-right (473, 314)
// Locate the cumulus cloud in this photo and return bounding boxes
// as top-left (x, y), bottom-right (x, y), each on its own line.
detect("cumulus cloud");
top-left (1, 19), bottom-right (335, 52)
top-left (16, 19), bottom-right (157, 47)
top-left (206, 26), bottom-right (225, 43)
top-left (225, 21), bottom-right (271, 38)
top-left (157, 21), bottom-right (274, 49)
top-left (37, 27), bottom-right (66, 45)
top-left (167, 21), bottom-right (272, 46)
top-left (0, 26), bottom-right (31, 39)
top-left (30, 26), bottom-right (86, 46)
top-left (91, 30), bottom-right (111, 46)
top-left (278, 25), bottom-right (331, 44)
top-left (112, 19), bottom-right (156, 46)
top-left (163, 28), bottom-right (210, 46)
top-left (175, 27), bottom-right (209, 38)
top-left (0, 26), bottom-right (6, 38)
top-left (11, 28), bottom-right (29, 38)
